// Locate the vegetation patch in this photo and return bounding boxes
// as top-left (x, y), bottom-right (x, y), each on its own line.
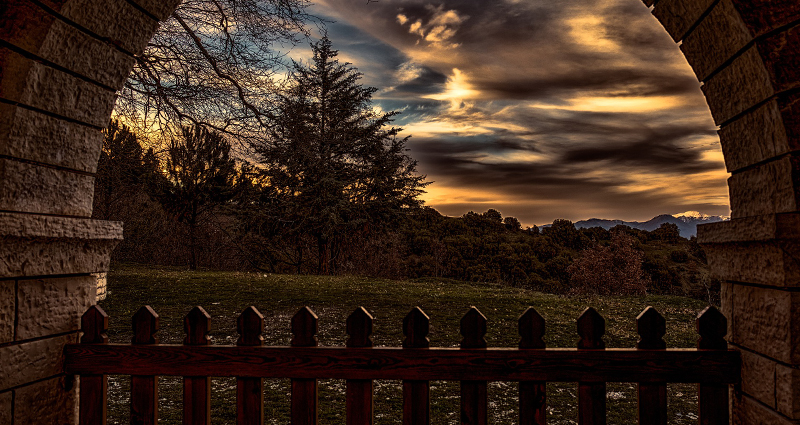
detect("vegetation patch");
top-left (100, 263), bottom-right (710, 425)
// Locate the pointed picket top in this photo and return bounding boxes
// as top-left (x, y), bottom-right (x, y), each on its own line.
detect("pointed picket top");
top-left (636, 306), bottom-right (666, 349)
top-left (518, 307), bottom-right (546, 349)
top-left (132, 305), bottom-right (159, 345)
top-left (184, 306), bottom-right (211, 346)
top-left (403, 306), bottom-right (430, 348)
top-left (291, 306), bottom-right (318, 347)
top-left (237, 306), bottom-right (264, 347)
top-left (577, 307), bottom-right (605, 349)
top-left (460, 306), bottom-right (487, 349)
top-left (81, 305), bottom-right (109, 344)
top-left (346, 307), bottom-right (374, 348)
top-left (697, 306), bottom-right (727, 350)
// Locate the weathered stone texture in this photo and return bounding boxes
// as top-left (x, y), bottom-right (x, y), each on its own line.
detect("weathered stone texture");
top-left (0, 391), bottom-right (10, 425)
top-left (0, 281), bottom-right (13, 344)
top-left (732, 0), bottom-right (800, 37)
top-left (718, 100), bottom-right (789, 172)
top-left (705, 242), bottom-right (800, 286)
top-left (728, 156), bottom-right (799, 219)
top-left (720, 281), bottom-right (733, 336)
top-left (0, 0), bottom-right (55, 52)
top-left (652, 0), bottom-right (716, 41)
top-left (741, 349), bottom-right (776, 408)
top-left (703, 46), bottom-right (774, 125)
top-left (698, 213), bottom-right (800, 243)
top-left (681, 0), bottom-right (753, 82)
top-left (14, 376), bottom-right (77, 425)
top-left (733, 393), bottom-right (800, 425)
top-left (56, 0), bottom-right (159, 55)
top-left (128, 0), bottom-right (183, 21)
top-left (0, 104), bottom-right (103, 173)
top-left (0, 49), bottom-right (116, 128)
top-left (731, 285), bottom-right (800, 364)
top-left (758, 25), bottom-right (800, 94)
top-left (0, 158), bottom-right (94, 217)
top-left (0, 214), bottom-right (122, 278)
top-left (38, 19), bottom-right (135, 88)
top-left (777, 364), bottom-right (800, 419)
top-left (0, 334), bottom-right (76, 390)
top-left (16, 275), bottom-right (94, 340)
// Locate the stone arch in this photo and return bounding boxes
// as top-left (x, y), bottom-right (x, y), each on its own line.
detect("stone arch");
top-left (0, 0), bottom-right (798, 423)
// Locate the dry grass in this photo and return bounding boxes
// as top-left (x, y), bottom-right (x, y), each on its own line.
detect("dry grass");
top-left (99, 262), bottom-right (710, 424)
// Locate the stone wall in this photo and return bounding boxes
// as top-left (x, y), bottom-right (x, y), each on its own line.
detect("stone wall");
top-left (0, 0), bottom-right (177, 423)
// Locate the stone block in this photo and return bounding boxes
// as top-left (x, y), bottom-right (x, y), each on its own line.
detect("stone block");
top-left (758, 25), bottom-right (800, 94)
top-left (0, 0), bottom-right (55, 53)
top-left (0, 49), bottom-right (116, 128)
top-left (720, 280), bottom-right (733, 337)
top-left (16, 275), bottom-right (94, 340)
top-left (0, 281), bottom-right (13, 344)
top-left (652, 0), bottom-right (716, 41)
top-left (0, 391), bottom-right (10, 425)
top-left (0, 103), bottom-right (104, 173)
top-left (38, 18), bottom-right (136, 88)
top-left (728, 156), bottom-right (798, 219)
top-left (0, 158), bottom-right (94, 217)
top-left (0, 212), bottom-right (122, 278)
top-left (56, 0), bottom-right (159, 55)
top-left (703, 46), bottom-right (774, 125)
top-left (718, 100), bottom-right (789, 173)
top-left (0, 334), bottom-right (76, 390)
top-left (732, 0), bottom-right (800, 38)
top-left (14, 376), bottom-right (77, 425)
top-left (741, 349), bottom-right (776, 409)
top-left (704, 241), bottom-right (800, 287)
top-left (129, 0), bottom-right (183, 21)
top-left (731, 285), bottom-right (800, 364)
top-left (733, 393), bottom-right (800, 425)
top-left (777, 364), bottom-right (800, 418)
top-left (681, 0), bottom-right (753, 81)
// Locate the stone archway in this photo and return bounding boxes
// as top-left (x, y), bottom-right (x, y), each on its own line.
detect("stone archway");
top-left (0, 0), bottom-right (798, 423)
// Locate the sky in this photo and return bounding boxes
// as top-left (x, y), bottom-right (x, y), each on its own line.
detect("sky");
top-left (293, 0), bottom-right (730, 227)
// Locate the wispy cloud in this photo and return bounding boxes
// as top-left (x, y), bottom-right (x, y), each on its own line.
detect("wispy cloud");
top-left (306, 0), bottom-right (729, 225)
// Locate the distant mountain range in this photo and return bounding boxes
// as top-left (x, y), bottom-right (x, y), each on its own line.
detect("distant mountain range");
top-left (570, 211), bottom-right (729, 238)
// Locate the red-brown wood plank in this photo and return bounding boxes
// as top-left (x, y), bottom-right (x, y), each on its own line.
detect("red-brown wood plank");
top-left (184, 306), bottom-right (211, 425)
top-left (636, 307), bottom-right (667, 425)
top-left (403, 307), bottom-right (430, 425)
top-left (131, 306), bottom-right (159, 425)
top-left (460, 307), bottom-right (488, 425)
top-left (292, 307), bottom-right (319, 425)
top-left (79, 306), bottom-right (108, 425)
top-left (346, 307), bottom-right (374, 425)
top-left (519, 308), bottom-right (546, 425)
top-left (577, 308), bottom-right (606, 425)
top-left (64, 345), bottom-right (741, 383)
top-left (237, 307), bottom-right (264, 425)
top-left (697, 307), bottom-right (729, 425)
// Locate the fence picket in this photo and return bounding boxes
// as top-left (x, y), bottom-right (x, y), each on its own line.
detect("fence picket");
top-left (346, 307), bottom-right (374, 425)
top-left (460, 307), bottom-right (488, 425)
top-left (131, 306), bottom-right (159, 425)
top-left (237, 307), bottom-right (265, 425)
top-left (79, 306), bottom-right (109, 425)
top-left (577, 307), bottom-right (606, 425)
top-left (403, 307), bottom-right (430, 425)
top-left (518, 307), bottom-right (546, 425)
top-left (184, 306), bottom-right (212, 425)
top-left (697, 306), bottom-right (729, 425)
top-left (636, 307), bottom-right (667, 425)
top-left (292, 307), bottom-right (319, 425)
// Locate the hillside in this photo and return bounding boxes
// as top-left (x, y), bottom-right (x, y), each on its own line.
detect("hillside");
top-left (573, 211), bottom-right (727, 238)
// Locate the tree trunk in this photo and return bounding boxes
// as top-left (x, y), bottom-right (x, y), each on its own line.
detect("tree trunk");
top-left (189, 220), bottom-right (198, 270)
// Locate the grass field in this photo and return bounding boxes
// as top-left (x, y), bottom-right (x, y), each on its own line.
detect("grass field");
top-left (98, 263), bottom-right (712, 425)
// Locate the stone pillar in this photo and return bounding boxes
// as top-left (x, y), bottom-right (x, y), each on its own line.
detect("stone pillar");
top-left (667, 0), bottom-right (800, 423)
top-left (0, 0), bottom-right (178, 423)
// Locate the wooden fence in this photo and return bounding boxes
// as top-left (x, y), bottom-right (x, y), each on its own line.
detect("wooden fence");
top-left (64, 304), bottom-right (740, 425)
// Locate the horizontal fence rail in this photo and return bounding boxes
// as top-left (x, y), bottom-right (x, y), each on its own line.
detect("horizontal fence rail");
top-left (65, 304), bottom-right (740, 425)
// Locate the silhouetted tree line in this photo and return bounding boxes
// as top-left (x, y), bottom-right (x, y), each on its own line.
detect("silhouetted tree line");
top-left (95, 38), bottom-right (716, 300)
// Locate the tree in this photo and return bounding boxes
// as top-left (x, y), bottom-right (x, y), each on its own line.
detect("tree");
top-left (115, 0), bottom-right (317, 145)
top-left (251, 37), bottom-right (427, 274)
top-left (93, 120), bottom-right (147, 220)
top-left (567, 231), bottom-right (650, 295)
top-left (153, 125), bottom-right (238, 269)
